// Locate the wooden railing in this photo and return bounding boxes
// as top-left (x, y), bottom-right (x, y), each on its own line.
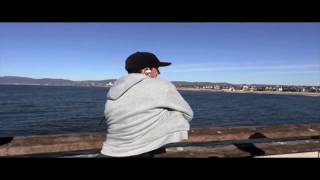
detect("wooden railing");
top-left (1, 123), bottom-right (320, 157)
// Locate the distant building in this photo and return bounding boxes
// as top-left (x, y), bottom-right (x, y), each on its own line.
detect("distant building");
top-left (242, 85), bottom-right (249, 91)
top-left (228, 87), bottom-right (235, 91)
top-left (106, 82), bottom-right (113, 87)
top-left (214, 85), bottom-right (221, 90)
top-left (249, 86), bottom-right (257, 91)
top-left (202, 86), bottom-right (213, 89)
top-left (265, 86), bottom-right (272, 91)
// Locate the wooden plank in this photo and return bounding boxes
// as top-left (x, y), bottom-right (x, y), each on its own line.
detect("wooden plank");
top-left (157, 139), bottom-right (320, 158)
top-left (0, 133), bottom-right (105, 156)
top-left (0, 123), bottom-right (320, 157)
top-left (188, 123), bottom-right (320, 142)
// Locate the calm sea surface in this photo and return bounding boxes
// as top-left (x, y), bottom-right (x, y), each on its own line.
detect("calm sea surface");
top-left (1, 85), bottom-right (320, 136)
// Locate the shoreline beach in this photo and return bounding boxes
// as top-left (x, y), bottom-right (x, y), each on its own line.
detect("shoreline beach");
top-left (177, 87), bottom-right (320, 97)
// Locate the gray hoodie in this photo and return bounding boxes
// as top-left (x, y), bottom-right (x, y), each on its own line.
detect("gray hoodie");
top-left (100, 73), bottom-right (193, 157)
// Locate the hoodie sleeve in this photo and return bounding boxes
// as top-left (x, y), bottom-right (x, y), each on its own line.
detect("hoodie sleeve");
top-left (164, 83), bottom-right (194, 122)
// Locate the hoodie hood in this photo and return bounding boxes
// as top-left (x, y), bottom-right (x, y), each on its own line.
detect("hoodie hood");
top-left (107, 73), bottom-right (148, 100)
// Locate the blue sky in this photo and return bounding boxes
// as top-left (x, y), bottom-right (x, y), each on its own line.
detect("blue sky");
top-left (0, 23), bottom-right (319, 86)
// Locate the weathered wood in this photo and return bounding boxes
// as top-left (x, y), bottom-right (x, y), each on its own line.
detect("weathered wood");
top-left (0, 123), bottom-right (320, 157)
top-left (157, 139), bottom-right (320, 158)
top-left (0, 133), bottom-right (105, 156)
top-left (189, 123), bottom-right (320, 142)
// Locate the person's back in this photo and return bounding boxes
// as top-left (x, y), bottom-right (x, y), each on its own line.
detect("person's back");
top-left (100, 52), bottom-right (193, 157)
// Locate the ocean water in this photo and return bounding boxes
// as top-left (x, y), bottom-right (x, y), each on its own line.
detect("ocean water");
top-left (1, 85), bottom-right (320, 137)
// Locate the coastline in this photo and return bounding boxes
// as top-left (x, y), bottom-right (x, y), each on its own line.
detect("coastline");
top-left (2, 84), bottom-right (319, 97)
top-left (177, 87), bottom-right (320, 97)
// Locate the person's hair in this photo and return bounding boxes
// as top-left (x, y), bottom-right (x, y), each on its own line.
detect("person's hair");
top-left (127, 66), bottom-right (158, 74)
top-left (127, 68), bottom-right (143, 74)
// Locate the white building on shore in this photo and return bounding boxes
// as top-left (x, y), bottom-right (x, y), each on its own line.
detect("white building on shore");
top-left (106, 82), bottom-right (113, 87)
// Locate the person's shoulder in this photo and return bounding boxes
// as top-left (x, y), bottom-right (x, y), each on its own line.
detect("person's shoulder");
top-left (155, 78), bottom-right (173, 86)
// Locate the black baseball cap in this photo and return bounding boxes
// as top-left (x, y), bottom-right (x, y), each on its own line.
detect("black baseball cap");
top-left (125, 52), bottom-right (171, 71)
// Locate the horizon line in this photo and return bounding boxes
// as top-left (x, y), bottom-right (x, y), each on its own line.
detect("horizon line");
top-left (0, 75), bottom-right (319, 87)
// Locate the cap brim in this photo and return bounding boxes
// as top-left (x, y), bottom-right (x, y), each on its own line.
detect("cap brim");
top-left (158, 62), bottom-right (171, 67)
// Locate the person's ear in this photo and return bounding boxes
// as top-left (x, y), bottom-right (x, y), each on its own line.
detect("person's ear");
top-left (143, 68), bottom-right (152, 76)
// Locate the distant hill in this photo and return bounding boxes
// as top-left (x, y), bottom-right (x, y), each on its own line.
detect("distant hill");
top-left (0, 76), bottom-right (315, 88)
top-left (0, 76), bottom-right (232, 87)
top-left (0, 76), bottom-right (116, 87)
